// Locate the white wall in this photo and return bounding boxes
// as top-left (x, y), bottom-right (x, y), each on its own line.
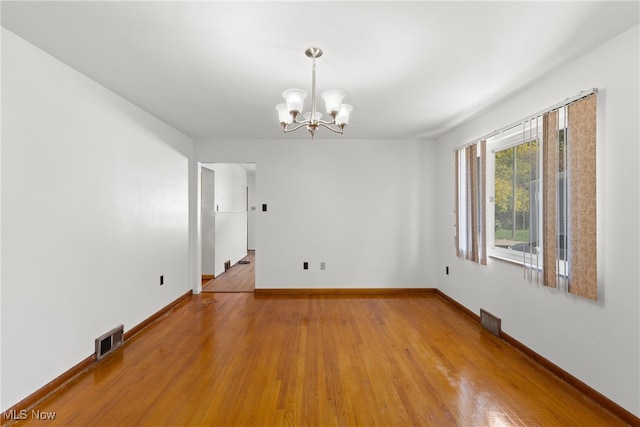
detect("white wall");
top-left (204, 163), bottom-right (248, 276)
top-left (1, 29), bottom-right (193, 410)
top-left (195, 139), bottom-right (437, 289)
top-left (435, 25), bottom-right (640, 416)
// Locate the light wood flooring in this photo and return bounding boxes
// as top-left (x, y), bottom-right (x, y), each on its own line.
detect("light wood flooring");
top-left (202, 250), bottom-right (254, 292)
top-left (9, 290), bottom-right (628, 425)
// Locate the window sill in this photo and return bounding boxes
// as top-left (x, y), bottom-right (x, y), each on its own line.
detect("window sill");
top-left (489, 253), bottom-right (568, 279)
top-left (489, 253), bottom-right (525, 267)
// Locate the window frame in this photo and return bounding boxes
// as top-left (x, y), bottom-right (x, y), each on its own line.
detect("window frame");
top-left (486, 115), bottom-right (569, 279)
top-left (487, 123), bottom-right (541, 265)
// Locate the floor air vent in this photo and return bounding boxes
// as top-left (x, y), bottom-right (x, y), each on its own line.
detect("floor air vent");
top-left (480, 309), bottom-right (501, 337)
top-left (95, 325), bottom-right (124, 360)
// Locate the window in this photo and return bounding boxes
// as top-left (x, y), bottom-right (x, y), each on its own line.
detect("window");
top-left (488, 124), bottom-right (541, 260)
top-left (455, 141), bottom-right (486, 265)
top-left (456, 91), bottom-right (597, 300)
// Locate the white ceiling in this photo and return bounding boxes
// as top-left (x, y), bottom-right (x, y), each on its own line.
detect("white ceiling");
top-left (2, 1), bottom-right (638, 141)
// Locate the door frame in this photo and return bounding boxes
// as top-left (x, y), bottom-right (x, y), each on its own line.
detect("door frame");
top-left (194, 162), bottom-right (256, 294)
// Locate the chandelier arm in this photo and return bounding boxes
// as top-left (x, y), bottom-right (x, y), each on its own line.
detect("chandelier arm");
top-left (292, 116), bottom-right (311, 125)
top-left (316, 118), bottom-right (336, 125)
top-left (284, 123), bottom-right (309, 133)
top-left (317, 122), bottom-right (344, 134)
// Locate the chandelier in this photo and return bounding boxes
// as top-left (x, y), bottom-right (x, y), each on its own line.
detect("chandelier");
top-left (275, 47), bottom-right (352, 139)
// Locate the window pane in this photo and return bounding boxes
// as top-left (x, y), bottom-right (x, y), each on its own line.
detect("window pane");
top-left (494, 140), bottom-right (538, 252)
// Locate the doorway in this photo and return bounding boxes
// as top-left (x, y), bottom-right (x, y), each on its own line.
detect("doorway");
top-left (201, 167), bottom-right (215, 283)
top-left (200, 163), bottom-right (256, 292)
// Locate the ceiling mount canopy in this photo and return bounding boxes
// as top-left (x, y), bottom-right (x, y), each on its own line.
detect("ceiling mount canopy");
top-left (276, 47), bottom-right (352, 139)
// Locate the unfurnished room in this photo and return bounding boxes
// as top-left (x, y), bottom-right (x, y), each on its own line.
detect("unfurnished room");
top-left (1, 1), bottom-right (639, 425)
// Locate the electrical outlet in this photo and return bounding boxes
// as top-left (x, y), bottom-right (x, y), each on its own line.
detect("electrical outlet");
top-left (160, 275), bottom-right (164, 285)
top-left (303, 262), bottom-right (308, 270)
top-left (320, 262), bottom-right (326, 270)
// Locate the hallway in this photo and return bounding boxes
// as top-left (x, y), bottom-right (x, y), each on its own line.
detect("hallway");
top-left (202, 251), bottom-right (255, 293)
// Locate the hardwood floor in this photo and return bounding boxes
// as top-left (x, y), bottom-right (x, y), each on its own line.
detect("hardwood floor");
top-left (202, 250), bottom-right (254, 292)
top-left (10, 291), bottom-right (627, 426)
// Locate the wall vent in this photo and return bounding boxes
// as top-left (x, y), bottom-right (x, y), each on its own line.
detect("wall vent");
top-left (480, 309), bottom-right (501, 337)
top-left (95, 325), bottom-right (124, 360)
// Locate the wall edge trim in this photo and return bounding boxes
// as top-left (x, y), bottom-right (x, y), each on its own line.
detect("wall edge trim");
top-left (254, 288), bottom-right (438, 296)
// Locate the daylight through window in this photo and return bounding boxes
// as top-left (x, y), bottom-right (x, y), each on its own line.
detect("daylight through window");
top-left (456, 91), bottom-right (597, 300)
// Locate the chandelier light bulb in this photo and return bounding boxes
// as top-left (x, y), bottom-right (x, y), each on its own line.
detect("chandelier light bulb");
top-left (275, 103), bottom-right (292, 125)
top-left (282, 88), bottom-right (306, 116)
top-left (321, 90), bottom-right (346, 116)
top-left (303, 111), bottom-right (323, 121)
top-left (335, 104), bottom-right (353, 127)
